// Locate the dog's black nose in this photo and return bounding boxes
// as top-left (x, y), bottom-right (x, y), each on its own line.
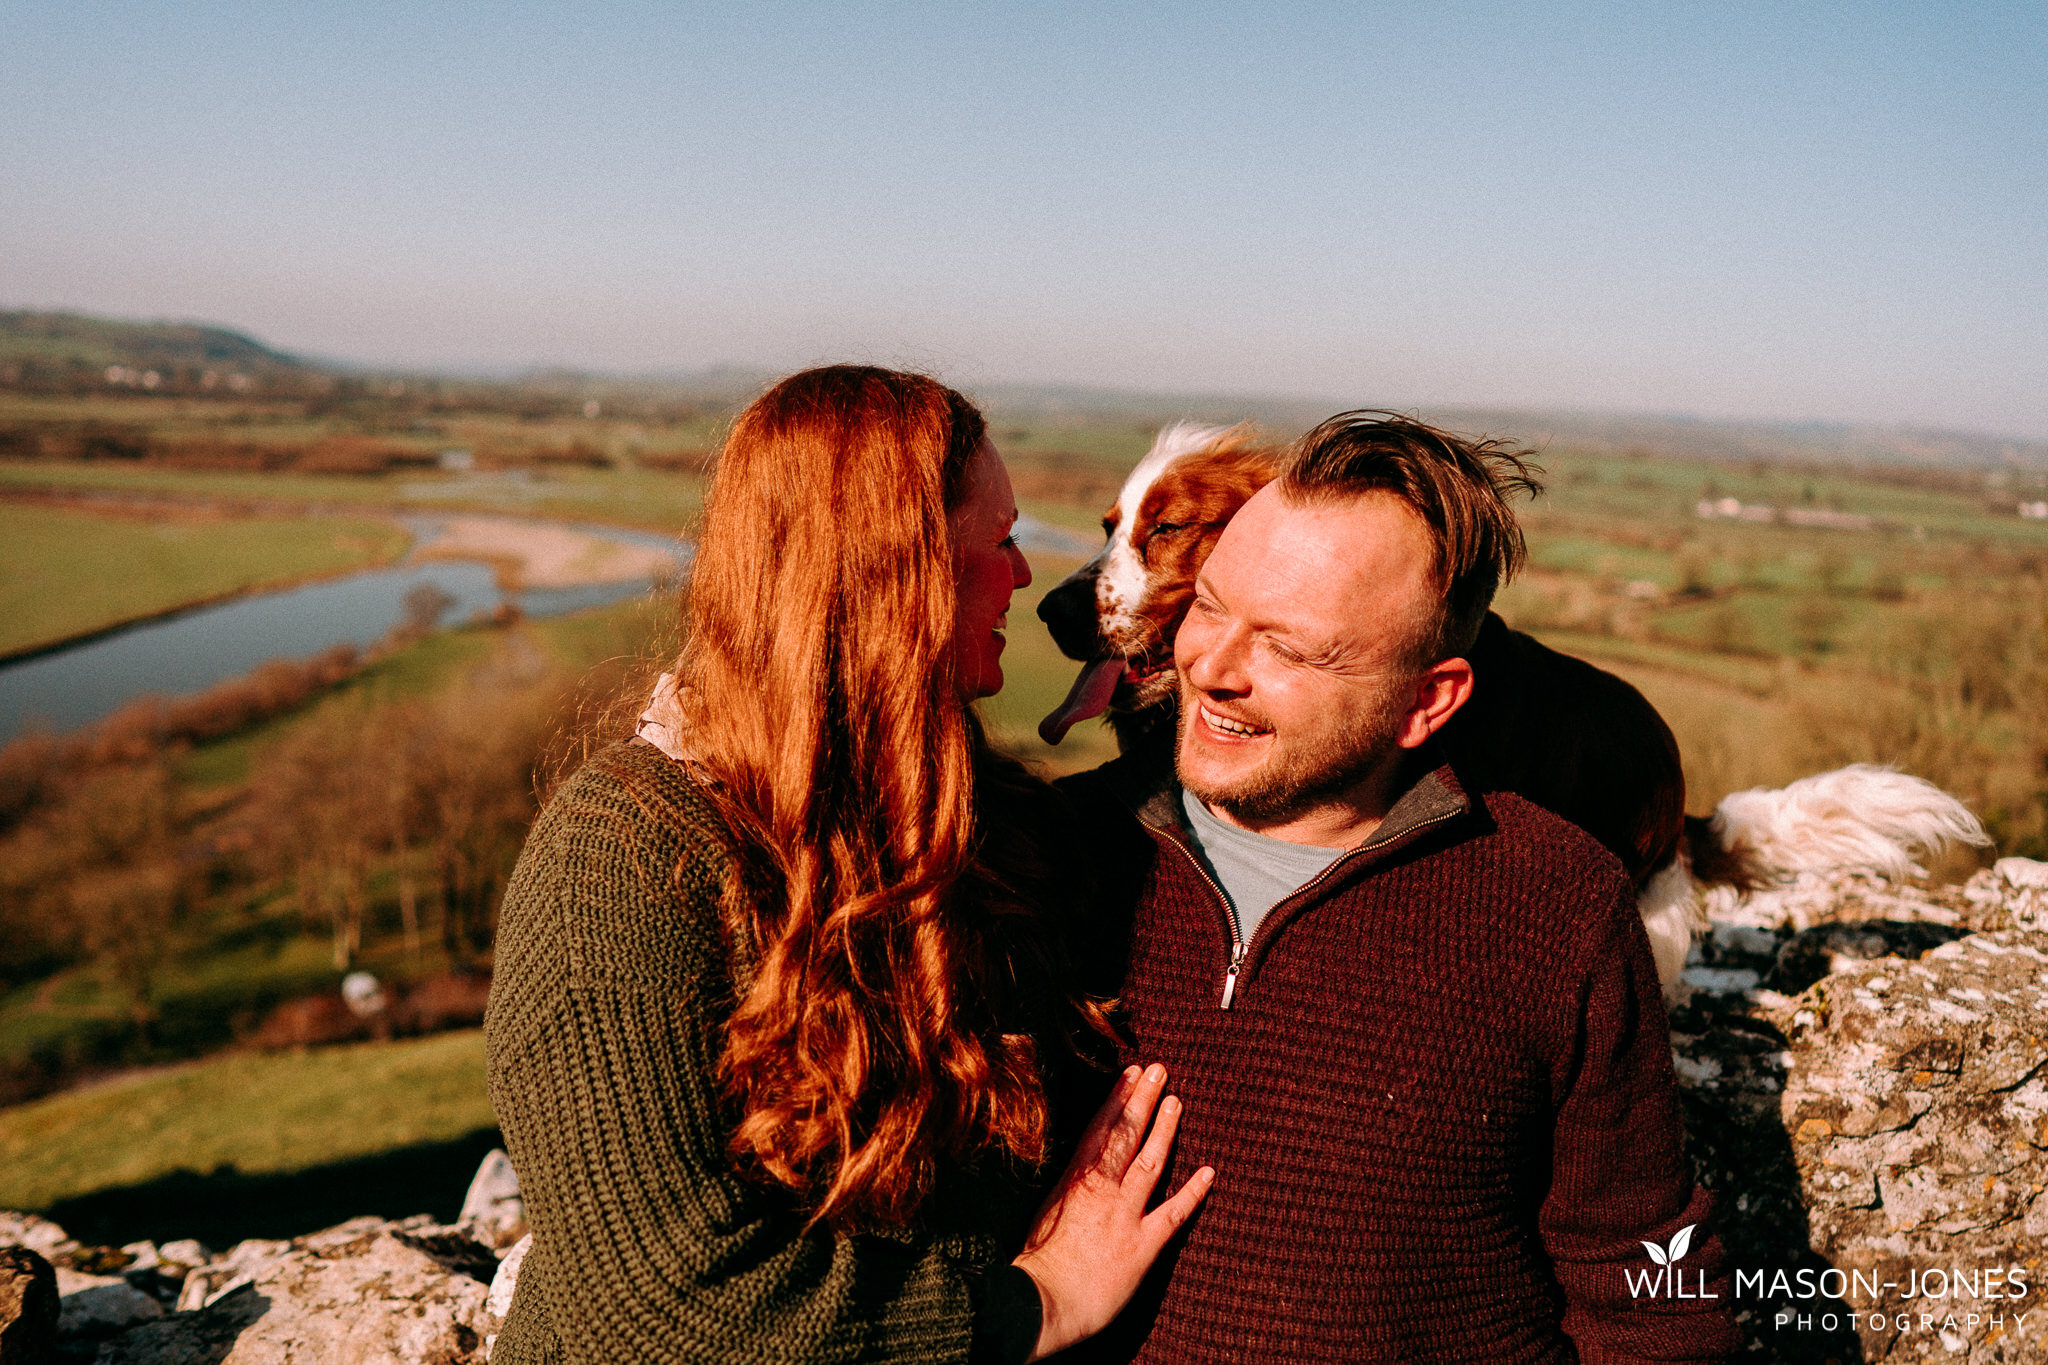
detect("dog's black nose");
top-left (1038, 572), bottom-right (1104, 662)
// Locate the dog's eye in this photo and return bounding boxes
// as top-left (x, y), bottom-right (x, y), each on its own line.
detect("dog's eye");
top-left (1147, 521), bottom-right (1189, 539)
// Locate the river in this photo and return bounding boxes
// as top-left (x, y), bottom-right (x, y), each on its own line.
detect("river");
top-left (0, 518), bottom-right (689, 741)
top-left (0, 513), bottom-right (1095, 742)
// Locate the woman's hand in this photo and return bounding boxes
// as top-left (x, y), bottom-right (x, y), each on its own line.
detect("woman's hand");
top-left (1012, 1063), bottom-right (1214, 1360)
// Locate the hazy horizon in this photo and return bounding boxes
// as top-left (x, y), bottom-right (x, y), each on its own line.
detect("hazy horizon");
top-left (3, 3), bottom-right (2044, 439)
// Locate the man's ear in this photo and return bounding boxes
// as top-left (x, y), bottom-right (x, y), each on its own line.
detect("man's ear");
top-left (1395, 656), bottom-right (1475, 750)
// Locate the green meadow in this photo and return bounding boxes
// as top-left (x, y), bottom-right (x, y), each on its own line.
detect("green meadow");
top-left (0, 502), bottom-right (411, 657)
top-left (0, 1029), bottom-right (493, 1217)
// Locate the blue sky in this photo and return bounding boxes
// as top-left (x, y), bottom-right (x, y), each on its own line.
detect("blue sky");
top-left (3, 2), bottom-right (2044, 436)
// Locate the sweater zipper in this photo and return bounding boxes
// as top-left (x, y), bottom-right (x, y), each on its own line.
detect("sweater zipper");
top-left (1220, 940), bottom-right (1247, 1009)
top-left (1169, 804), bottom-right (1465, 1011)
top-left (1154, 836), bottom-right (1248, 1010)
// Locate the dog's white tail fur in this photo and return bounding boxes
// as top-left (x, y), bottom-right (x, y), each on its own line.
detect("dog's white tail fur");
top-left (1640, 764), bottom-right (1988, 1000)
top-left (1636, 858), bottom-right (1704, 993)
top-left (1710, 763), bottom-right (1990, 883)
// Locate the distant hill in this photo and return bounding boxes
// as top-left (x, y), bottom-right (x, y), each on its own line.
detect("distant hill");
top-left (971, 382), bottom-right (2048, 473)
top-left (3, 308), bottom-right (2041, 472)
top-left (0, 310), bottom-right (310, 376)
top-left (1424, 407), bottom-right (2048, 475)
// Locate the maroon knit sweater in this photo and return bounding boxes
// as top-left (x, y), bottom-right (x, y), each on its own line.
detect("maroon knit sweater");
top-left (1059, 755), bottom-right (1741, 1364)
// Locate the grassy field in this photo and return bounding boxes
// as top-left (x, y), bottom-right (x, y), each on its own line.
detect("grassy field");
top-left (0, 501), bottom-right (412, 656)
top-left (0, 459), bottom-right (710, 535)
top-left (0, 388), bottom-right (729, 457)
top-left (0, 1029), bottom-right (492, 1212)
top-left (0, 1030), bottom-right (496, 1245)
top-left (979, 551), bottom-right (1123, 777)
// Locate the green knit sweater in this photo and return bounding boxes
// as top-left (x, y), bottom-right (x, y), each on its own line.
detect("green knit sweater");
top-left (485, 740), bottom-right (1044, 1364)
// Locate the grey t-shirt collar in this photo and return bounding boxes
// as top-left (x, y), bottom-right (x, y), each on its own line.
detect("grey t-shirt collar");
top-left (1178, 790), bottom-right (1348, 944)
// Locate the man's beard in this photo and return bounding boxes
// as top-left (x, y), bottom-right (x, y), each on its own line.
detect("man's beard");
top-left (1175, 678), bottom-right (1407, 825)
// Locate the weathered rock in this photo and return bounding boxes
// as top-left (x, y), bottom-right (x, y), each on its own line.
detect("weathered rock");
top-left (484, 1235), bottom-right (527, 1323)
top-left (52, 1268), bottom-right (161, 1343)
top-left (1692, 854), bottom-right (2043, 943)
top-left (458, 1151), bottom-right (525, 1251)
top-left (0, 1245), bottom-right (59, 1365)
top-left (1701, 867), bottom-right (1978, 937)
top-left (1968, 857), bottom-right (2048, 930)
top-left (0, 1217), bottom-right (142, 1298)
top-left (1675, 865), bottom-right (2048, 1363)
top-left (112, 1242), bottom-right (210, 1312)
top-left (171, 1241), bottom-right (285, 1318)
top-left (92, 1285), bottom-right (269, 1365)
top-left (0, 1218), bottom-right (73, 1265)
top-left (101, 1216), bottom-right (495, 1365)
top-left (482, 1235), bottom-right (529, 1359)
top-left (144, 1247), bottom-right (205, 1284)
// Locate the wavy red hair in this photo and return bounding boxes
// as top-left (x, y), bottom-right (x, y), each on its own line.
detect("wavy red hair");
top-left (673, 365), bottom-right (1085, 1230)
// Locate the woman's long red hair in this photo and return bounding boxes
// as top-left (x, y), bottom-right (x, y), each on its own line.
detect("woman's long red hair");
top-left (674, 365), bottom-right (1081, 1231)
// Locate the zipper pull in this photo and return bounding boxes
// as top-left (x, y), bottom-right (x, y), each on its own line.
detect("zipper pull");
top-left (1220, 941), bottom-right (1247, 1010)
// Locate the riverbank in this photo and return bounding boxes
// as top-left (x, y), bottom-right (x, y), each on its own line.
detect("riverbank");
top-left (1, 486), bottom-right (688, 652)
top-left (0, 499), bottom-right (686, 740)
top-left (410, 515), bottom-right (677, 591)
top-left (0, 499), bottom-right (412, 662)
top-left (0, 539), bottom-right (1123, 1110)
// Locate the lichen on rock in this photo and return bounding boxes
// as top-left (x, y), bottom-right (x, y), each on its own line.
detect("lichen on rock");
top-left (0, 1150), bottom-right (528, 1365)
top-left (101, 1216), bottom-right (495, 1365)
top-left (1675, 857), bottom-right (2048, 1363)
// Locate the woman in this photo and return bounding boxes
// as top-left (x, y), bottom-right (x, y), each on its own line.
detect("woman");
top-left (486, 365), bottom-right (1210, 1363)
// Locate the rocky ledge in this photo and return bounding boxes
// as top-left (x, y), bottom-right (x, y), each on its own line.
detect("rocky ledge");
top-left (1677, 855), bottom-right (2048, 1363)
top-left (4, 858), bottom-right (2047, 1364)
top-left (0, 1151), bottom-right (527, 1364)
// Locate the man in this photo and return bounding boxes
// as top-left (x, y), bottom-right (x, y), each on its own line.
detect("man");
top-left (1064, 414), bottom-right (1739, 1362)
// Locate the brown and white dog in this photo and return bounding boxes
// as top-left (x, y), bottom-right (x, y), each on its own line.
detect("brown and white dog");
top-left (1036, 423), bottom-right (1989, 992)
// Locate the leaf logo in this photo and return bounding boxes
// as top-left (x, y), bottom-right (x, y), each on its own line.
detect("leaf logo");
top-left (1640, 1224), bottom-right (1695, 1266)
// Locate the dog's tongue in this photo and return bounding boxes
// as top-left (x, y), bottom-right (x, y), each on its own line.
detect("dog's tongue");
top-left (1038, 658), bottom-right (1125, 746)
